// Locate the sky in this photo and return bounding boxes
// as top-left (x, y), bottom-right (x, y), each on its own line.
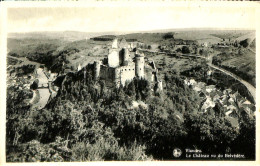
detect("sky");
top-left (7, 6), bottom-right (256, 33)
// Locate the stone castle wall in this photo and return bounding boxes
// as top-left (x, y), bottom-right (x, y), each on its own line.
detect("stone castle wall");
top-left (99, 63), bottom-right (135, 87)
top-left (99, 65), bottom-right (116, 83)
top-left (115, 63), bottom-right (136, 86)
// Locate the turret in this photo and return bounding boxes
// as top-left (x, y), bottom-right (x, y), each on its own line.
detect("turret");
top-left (94, 61), bottom-right (101, 79)
top-left (135, 53), bottom-right (145, 78)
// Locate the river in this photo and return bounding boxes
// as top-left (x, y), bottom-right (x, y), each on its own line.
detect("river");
top-left (9, 55), bottom-right (52, 109)
top-left (33, 68), bottom-right (51, 109)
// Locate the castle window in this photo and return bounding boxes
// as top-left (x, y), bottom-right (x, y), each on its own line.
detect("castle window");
top-left (129, 69), bottom-right (131, 71)
top-left (125, 69), bottom-right (127, 71)
top-left (140, 68), bottom-right (141, 70)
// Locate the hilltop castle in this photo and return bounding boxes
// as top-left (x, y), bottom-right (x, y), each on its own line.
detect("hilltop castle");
top-left (93, 38), bottom-right (162, 91)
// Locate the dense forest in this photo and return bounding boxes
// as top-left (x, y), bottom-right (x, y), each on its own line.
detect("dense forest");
top-left (6, 63), bottom-right (255, 161)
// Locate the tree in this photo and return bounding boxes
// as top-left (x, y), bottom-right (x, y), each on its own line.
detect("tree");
top-left (163, 32), bottom-right (174, 39)
top-left (181, 46), bottom-right (190, 54)
top-left (183, 112), bottom-right (239, 154)
top-left (176, 48), bottom-right (182, 53)
top-left (30, 80), bottom-right (39, 90)
top-left (239, 38), bottom-right (250, 48)
top-left (232, 114), bottom-right (255, 159)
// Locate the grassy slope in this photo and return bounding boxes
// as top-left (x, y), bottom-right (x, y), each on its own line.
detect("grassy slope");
top-left (220, 49), bottom-right (255, 80)
top-left (7, 38), bottom-right (67, 57)
top-left (59, 39), bottom-right (110, 70)
top-left (210, 30), bottom-right (252, 39)
top-left (235, 31), bottom-right (255, 42)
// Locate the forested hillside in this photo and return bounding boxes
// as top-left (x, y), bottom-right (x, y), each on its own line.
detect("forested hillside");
top-left (6, 64), bottom-right (255, 161)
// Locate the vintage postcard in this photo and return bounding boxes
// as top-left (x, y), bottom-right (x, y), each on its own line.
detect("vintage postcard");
top-left (0, 1), bottom-right (259, 165)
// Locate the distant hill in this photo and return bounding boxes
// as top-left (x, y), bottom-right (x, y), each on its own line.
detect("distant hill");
top-left (119, 33), bottom-right (166, 44)
top-left (8, 29), bottom-right (255, 44)
top-left (8, 31), bottom-right (121, 42)
top-left (120, 30), bottom-right (255, 45)
top-left (174, 30), bottom-right (254, 44)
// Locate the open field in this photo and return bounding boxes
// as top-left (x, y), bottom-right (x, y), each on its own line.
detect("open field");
top-left (146, 53), bottom-right (199, 75)
top-left (221, 50), bottom-right (255, 72)
top-left (174, 31), bottom-right (222, 44)
top-left (210, 30), bottom-right (254, 40)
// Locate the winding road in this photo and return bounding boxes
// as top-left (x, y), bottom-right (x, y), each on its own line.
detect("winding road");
top-left (208, 63), bottom-right (256, 103)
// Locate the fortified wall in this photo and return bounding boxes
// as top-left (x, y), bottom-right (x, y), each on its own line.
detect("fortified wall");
top-left (114, 63), bottom-right (136, 86)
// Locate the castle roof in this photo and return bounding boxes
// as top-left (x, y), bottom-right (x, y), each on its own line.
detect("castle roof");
top-left (111, 38), bottom-right (128, 49)
top-left (118, 38), bottom-right (128, 48)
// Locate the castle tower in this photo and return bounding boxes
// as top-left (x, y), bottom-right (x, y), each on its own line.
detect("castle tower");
top-left (94, 61), bottom-right (101, 79)
top-left (112, 38), bottom-right (118, 49)
top-left (108, 49), bottom-right (119, 67)
top-left (135, 53), bottom-right (145, 78)
top-left (108, 38), bottom-right (121, 67)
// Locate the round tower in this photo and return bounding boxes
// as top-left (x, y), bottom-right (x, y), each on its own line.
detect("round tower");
top-left (135, 53), bottom-right (145, 78)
